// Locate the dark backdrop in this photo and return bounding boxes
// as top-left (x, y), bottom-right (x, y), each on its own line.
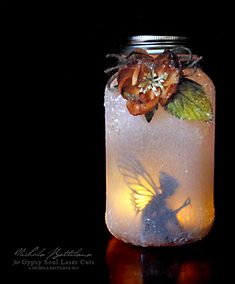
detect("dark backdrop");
top-left (8, 2), bottom-right (233, 283)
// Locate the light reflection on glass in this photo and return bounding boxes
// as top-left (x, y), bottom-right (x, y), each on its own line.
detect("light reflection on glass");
top-left (106, 237), bottom-right (212, 284)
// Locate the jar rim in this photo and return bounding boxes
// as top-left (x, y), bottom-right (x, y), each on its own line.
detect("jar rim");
top-left (123, 35), bottom-right (189, 54)
top-left (129, 35), bottom-right (187, 42)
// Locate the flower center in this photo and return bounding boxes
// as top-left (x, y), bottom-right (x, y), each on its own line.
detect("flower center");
top-left (138, 69), bottom-right (169, 96)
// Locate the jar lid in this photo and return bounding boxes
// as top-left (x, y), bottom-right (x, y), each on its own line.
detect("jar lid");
top-left (122, 35), bottom-right (189, 54)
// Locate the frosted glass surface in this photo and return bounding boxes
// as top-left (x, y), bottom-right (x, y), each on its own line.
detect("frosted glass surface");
top-left (105, 69), bottom-right (215, 246)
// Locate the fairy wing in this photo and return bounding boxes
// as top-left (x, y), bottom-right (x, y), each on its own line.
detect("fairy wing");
top-left (118, 159), bottom-right (160, 214)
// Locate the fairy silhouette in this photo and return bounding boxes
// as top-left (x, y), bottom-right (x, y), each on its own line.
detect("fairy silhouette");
top-left (118, 159), bottom-right (191, 245)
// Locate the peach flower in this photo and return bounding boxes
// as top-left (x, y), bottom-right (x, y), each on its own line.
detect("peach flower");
top-left (117, 49), bottom-right (182, 116)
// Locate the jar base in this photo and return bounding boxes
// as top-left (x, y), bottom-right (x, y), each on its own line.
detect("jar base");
top-left (106, 217), bottom-right (214, 247)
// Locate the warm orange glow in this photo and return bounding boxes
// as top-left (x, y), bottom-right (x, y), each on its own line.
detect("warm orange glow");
top-left (106, 238), bottom-right (142, 284)
top-left (106, 238), bottom-right (212, 284)
top-left (176, 260), bottom-right (212, 284)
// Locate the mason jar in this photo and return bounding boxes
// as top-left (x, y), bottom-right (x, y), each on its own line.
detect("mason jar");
top-left (105, 35), bottom-right (215, 246)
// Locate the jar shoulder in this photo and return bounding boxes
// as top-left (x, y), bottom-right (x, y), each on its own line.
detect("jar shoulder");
top-left (183, 68), bottom-right (215, 96)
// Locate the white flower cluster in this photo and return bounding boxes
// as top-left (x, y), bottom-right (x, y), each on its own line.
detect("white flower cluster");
top-left (138, 69), bottom-right (168, 96)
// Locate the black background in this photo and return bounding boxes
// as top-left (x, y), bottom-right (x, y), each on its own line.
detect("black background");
top-left (7, 2), bottom-right (233, 283)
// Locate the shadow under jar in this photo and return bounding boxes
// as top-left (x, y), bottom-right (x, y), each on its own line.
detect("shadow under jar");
top-left (105, 36), bottom-right (215, 247)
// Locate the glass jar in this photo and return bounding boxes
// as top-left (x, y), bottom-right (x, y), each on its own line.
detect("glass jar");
top-left (105, 36), bottom-right (215, 247)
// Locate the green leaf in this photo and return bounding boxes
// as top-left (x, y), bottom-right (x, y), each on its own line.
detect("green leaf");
top-left (145, 104), bottom-right (158, 123)
top-left (166, 79), bottom-right (213, 121)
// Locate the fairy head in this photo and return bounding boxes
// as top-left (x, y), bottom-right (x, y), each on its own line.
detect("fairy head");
top-left (159, 172), bottom-right (179, 198)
